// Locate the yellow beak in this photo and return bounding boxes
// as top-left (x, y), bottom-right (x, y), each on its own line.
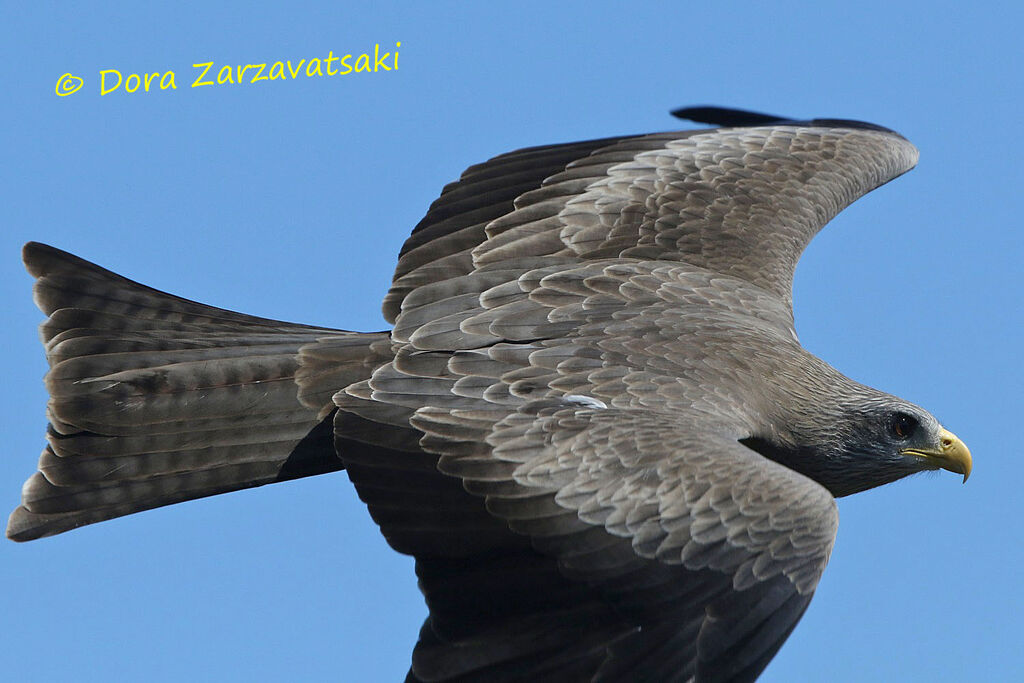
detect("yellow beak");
top-left (902, 428), bottom-right (972, 482)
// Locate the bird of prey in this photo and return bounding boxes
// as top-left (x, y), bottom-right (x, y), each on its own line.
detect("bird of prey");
top-left (8, 106), bottom-right (971, 682)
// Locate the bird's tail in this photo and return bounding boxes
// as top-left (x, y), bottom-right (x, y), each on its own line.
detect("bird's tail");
top-left (7, 243), bottom-right (383, 542)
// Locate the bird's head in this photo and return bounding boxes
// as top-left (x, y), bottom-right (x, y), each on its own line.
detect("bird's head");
top-left (745, 367), bottom-right (971, 497)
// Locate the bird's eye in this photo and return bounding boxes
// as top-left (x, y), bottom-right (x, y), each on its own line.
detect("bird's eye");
top-left (888, 412), bottom-right (919, 441)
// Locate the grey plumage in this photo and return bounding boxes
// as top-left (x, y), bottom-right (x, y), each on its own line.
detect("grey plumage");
top-left (8, 108), bottom-right (971, 682)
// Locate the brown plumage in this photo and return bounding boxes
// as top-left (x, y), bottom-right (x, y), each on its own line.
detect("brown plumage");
top-left (8, 107), bottom-right (971, 682)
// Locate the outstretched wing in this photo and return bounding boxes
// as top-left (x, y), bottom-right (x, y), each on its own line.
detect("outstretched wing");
top-left (385, 112), bottom-right (918, 325)
top-left (405, 402), bottom-right (838, 682)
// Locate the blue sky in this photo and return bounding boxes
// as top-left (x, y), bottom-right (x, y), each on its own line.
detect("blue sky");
top-left (2, 2), bottom-right (1021, 681)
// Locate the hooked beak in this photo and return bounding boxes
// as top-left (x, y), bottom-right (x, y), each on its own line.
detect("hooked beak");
top-left (901, 428), bottom-right (972, 482)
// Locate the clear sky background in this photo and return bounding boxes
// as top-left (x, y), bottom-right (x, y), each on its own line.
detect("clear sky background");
top-left (2, 3), bottom-right (1021, 681)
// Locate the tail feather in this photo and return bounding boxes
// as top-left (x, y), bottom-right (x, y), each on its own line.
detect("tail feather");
top-left (26, 242), bottom-right (327, 328)
top-left (47, 355), bottom-right (310, 431)
top-left (8, 243), bottom-right (380, 542)
top-left (9, 446), bottom-right (322, 542)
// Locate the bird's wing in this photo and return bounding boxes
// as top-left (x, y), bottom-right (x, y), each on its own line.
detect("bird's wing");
top-left (333, 251), bottom-right (835, 680)
top-left (405, 402), bottom-right (838, 682)
top-left (385, 113), bottom-right (918, 327)
top-left (382, 131), bottom-right (665, 322)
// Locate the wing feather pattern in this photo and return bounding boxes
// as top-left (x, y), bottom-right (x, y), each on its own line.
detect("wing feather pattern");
top-left (12, 111), bottom-right (921, 681)
top-left (399, 402), bottom-right (837, 683)
top-left (387, 121), bottom-right (918, 321)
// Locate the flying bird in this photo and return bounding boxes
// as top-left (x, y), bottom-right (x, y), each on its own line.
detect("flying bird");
top-left (8, 107), bottom-right (972, 682)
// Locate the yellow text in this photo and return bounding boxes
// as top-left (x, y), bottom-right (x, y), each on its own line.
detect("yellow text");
top-left (100, 69), bottom-right (177, 95)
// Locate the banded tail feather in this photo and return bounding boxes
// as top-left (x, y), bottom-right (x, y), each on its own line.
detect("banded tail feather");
top-left (8, 243), bottom-right (383, 541)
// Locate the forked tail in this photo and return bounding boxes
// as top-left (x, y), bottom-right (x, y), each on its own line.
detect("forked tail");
top-left (8, 243), bottom-right (382, 541)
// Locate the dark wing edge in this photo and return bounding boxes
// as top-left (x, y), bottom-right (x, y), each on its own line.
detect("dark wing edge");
top-left (671, 105), bottom-right (904, 134)
top-left (671, 106), bottom-right (791, 127)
